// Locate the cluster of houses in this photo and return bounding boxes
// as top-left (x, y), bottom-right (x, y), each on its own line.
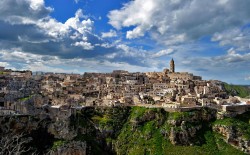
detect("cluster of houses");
top-left (0, 59), bottom-right (250, 117)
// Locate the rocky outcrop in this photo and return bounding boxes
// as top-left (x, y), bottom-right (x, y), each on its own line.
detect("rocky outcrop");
top-left (169, 121), bottom-right (202, 145)
top-left (49, 141), bottom-right (87, 155)
top-left (48, 119), bottom-right (77, 140)
top-left (1, 107), bottom-right (249, 154)
top-left (167, 108), bottom-right (217, 145)
top-left (213, 124), bottom-right (250, 153)
top-left (131, 110), bottom-right (158, 128)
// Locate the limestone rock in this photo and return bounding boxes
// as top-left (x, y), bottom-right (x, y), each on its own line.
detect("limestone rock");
top-left (49, 141), bottom-right (87, 155)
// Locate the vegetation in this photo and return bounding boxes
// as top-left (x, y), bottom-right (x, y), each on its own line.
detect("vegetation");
top-left (0, 132), bottom-right (32, 155)
top-left (223, 83), bottom-right (250, 98)
top-left (214, 111), bottom-right (250, 140)
top-left (70, 107), bottom-right (131, 155)
top-left (52, 140), bottom-right (67, 150)
top-left (0, 71), bottom-right (7, 75)
top-left (2, 107), bottom-right (249, 154)
top-left (168, 111), bottom-right (192, 120)
top-left (112, 107), bottom-right (244, 155)
top-left (19, 95), bottom-right (33, 101)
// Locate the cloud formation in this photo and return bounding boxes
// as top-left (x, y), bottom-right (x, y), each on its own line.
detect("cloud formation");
top-left (212, 28), bottom-right (250, 52)
top-left (152, 49), bottom-right (174, 58)
top-left (0, 0), bottom-right (250, 84)
top-left (0, 0), bottom-right (110, 58)
top-left (0, 0), bottom-right (160, 70)
top-left (245, 76), bottom-right (250, 81)
top-left (108, 0), bottom-right (250, 45)
top-left (107, 0), bottom-right (250, 84)
top-left (101, 30), bottom-right (117, 38)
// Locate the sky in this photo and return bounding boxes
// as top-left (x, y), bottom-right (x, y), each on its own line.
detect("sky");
top-left (0, 0), bottom-right (250, 84)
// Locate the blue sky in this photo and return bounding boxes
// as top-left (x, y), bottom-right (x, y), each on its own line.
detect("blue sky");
top-left (0, 0), bottom-right (250, 84)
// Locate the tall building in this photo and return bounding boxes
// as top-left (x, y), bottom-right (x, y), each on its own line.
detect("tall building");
top-left (170, 58), bottom-right (175, 73)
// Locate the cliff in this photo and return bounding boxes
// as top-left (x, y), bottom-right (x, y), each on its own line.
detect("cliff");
top-left (0, 107), bottom-right (249, 155)
top-left (213, 111), bottom-right (250, 153)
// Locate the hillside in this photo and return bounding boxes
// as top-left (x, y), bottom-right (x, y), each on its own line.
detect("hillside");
top-left (223, 83), bottom-right (250, 98)
top-left (1, 107), bottom-right (250, 154)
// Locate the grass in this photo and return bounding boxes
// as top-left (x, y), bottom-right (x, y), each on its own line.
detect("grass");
top-left (19, 95), bottom-right (33, 101)
top-left (213, 118), bottom-right (235, 126)
top-left (214, 112), bottom-right (250, 140)
top-left (168, 111), bottom-right (194, 120)
top-left (223, 83), bottom-right (250, 98)
top-left (92, 114), bottom-right (112, 124)
top-left (169, 112), bottom-right (184, 120)
top-left (130, 106), bottom-right (148, 120)
top-left (213, 133), bottom-right (245, 155)
top-left (0, 71), bottom-right (7, 75)
top-left (113, 107), bottom-right (246, 155)
top-left (52, 140), bottom-right (67, 150)
top-left (68, 107), bottom-right (247, 155)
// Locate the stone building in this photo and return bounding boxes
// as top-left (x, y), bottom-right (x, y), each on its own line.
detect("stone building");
top-left (170, 58), bottom-right (175, 73)
top-left (0, 66), bottom-right (5, 71)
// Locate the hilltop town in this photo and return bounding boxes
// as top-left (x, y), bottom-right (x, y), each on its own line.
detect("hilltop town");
top-left (0, 59), bottom-right (249, 117)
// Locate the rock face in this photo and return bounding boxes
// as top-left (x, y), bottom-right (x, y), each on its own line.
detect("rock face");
top-left (48, 119), bottom-right (77, 140)
top-left (49, 141), bottom-right (87, 155)
top-left (0, 107), bottom-right (249, 155)
top-left (213, 124), bottom-right (250, 153)
top-left (167, 108), bottom-right (217, 145)
top-left (169, 122), bottom-right (202, 145)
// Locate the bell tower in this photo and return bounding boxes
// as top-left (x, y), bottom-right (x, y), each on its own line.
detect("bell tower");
top-left (170, 58), bottom-right (175, 73)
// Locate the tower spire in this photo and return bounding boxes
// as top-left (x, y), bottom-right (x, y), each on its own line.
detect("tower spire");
top-left (170, 58), bottom-right (175, 73)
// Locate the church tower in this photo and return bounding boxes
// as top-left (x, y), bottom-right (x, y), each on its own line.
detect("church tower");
top-left (170, 58), bottom-right (175, 73)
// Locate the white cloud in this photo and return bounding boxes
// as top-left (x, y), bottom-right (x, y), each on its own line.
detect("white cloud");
top-left (0, 0), bottom-right (160, 73)
top-left (105, 53), bottom-right (118, 59)
top-left (227, 48), bottom-right (236, 55)
top-left (245, 76), bottom-right (250, 81)
top-left (65, 9), bottom-right (94, 34)
top-left (27, 0), bottom-right (45, 10)
top-left (72, 41), bottom-right (94, 50)
top-left (101, 30), bottom-right (117, 38)
top-left (152, 49), bottom-right (174, 58)
top-left (0, 0), bottom-right (95, 44)
top-left (212, 28), bottom-right (250, 51)
top-left (74, 0), bottom-right (79, 4)
top-left (116, 44), bottom-right (148, 58)
top-left (37, 18), bottom-right (69, 40)
top-left (26, 62), bottom-right (81, 73)
top-left (75, 9), bottom-right (84, 18)
top-left (0, 62), bottom-right (17, 70)
top-left (0, 49), bottom-right (161, 73)
top-left (33, 8), bottom-right (94, 42)
top-left (0, 0), bottom-right (52, 22)
top-left (95, 43), bottom-right (114, 48)
top-left (1, 0), bottom-right (250, 85)
top-left (169, 45), bottom-right (250, 84)
top-left (126, 26), bottom-right (149, 39)
top-left (0, 62), bottom-right (10, 68)
top-left (108, 0), bottom-right (250, 45)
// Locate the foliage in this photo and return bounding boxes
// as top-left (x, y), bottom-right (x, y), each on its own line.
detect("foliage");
top-left (3, 107), bottom-right (248, 154)
top-left (69, 107), bottom-right (131, 155)
top-left (223, 83), bottom-right (250, 98)
top-left (214, 111), bottom-right (250, 140)
top-left (112, 107), bottom-right (245, 155)
top-left (19, 95), bottom-right (33, 101)
top-left (52, 140), bottom-right (67, 150)
top-left (168, 111), bottom-right (191, 120)
top-left (0, 71), bottom-right (7, 75)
